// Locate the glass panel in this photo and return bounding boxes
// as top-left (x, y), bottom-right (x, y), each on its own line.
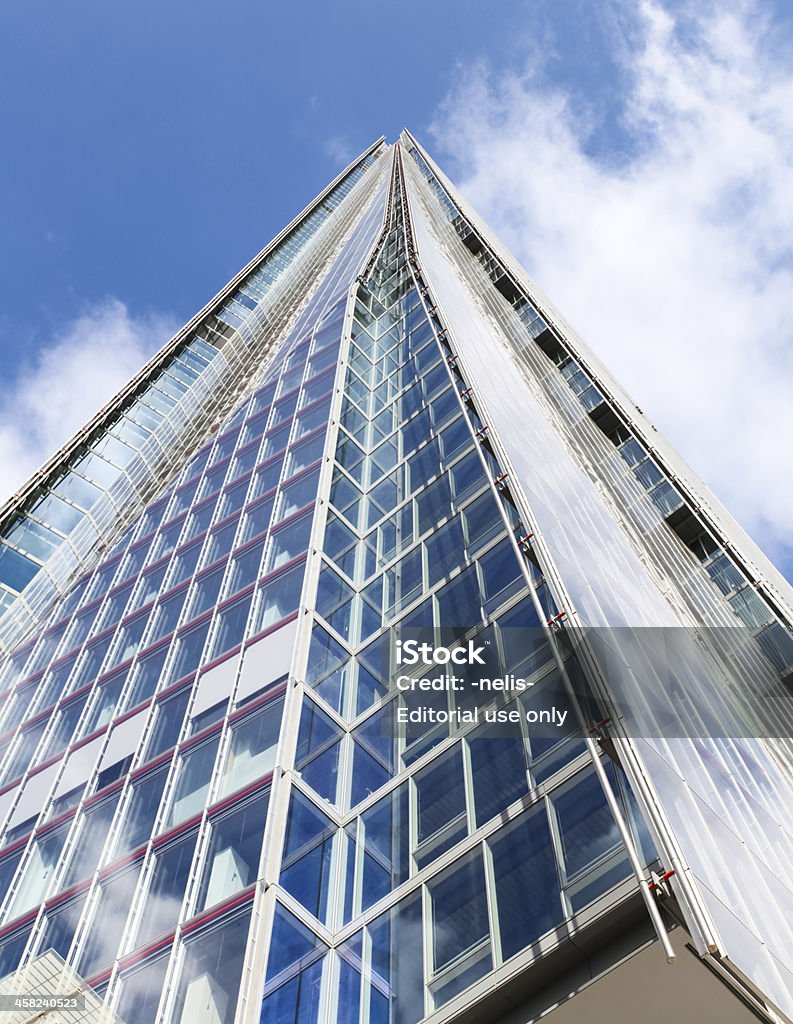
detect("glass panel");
top-left (37, 893), bottom-right (88, 961)
top-left (468, 721), bottom-right (528, 827)
top-left (414, 747), bottom-right (467, 868)
top-left (7, 828), bottom-right (67, 917)
top-left (280, 790), bottom-right (336, 924)
top-left (115, 950), bottom-right (171, 1024)
top-left (127, 644), bottom-right (169, 707)
top-left (218, 700), bottom-right (283, 798)
top-left (168, 618), bottom-right (212, 684)
top-left (167, 736), bottom-right (220, 828)
top-left (63, 792), bottom-right (121, 886)
top-left (196, 791), bottom-right (269, 911)
top-left (489, 806), bottom-right (563, 960)
top-left (365, 892), bottom-right (424, 1024)
top-left (267, 512), bottom-right (313, 572)
top-left (78, 860), bottom-right (143, 976)
top-left (119, 765), bottom-right (169, 855)
top-left (552, 768), bottom-right (621, 878)
top-left (253, 561), bottom-right (305, 634)
top-left (428, 851), bottom-right (491, 1003)
top-left (136, 831), bottom-right (198, 946)
top-left (170, 903), bottom-right (252, 1024)
top-left (145, 688), bottom-right (191, 760)
top-left (208, 593), bottom-right (253, 660)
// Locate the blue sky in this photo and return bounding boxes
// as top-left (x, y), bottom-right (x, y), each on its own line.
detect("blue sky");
top-left (2, 0), bottom-right (793, 580)
top-left (1, 0), bottom-right (543, 347)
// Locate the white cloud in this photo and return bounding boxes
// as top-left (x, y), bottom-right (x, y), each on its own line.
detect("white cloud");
top-left (323, 135), bottom-right (356, 167)
top-left (431, 0), bottom-right (793, 571)
top-left (0, 300), bottom-right (178, 502)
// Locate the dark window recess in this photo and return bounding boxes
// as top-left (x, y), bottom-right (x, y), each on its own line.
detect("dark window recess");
top-left (459, 226), bottom-right (485, 256)
top-left (588, 402), bottom-right (624, 440)
top-left (95, 755), bottom-right (134, 792)
top-left (665, 506), bottom-right (715, 554)
top-left (533, 327), bottom-right (566, 363)
top-left (494, 274), bottom-right (521, 304)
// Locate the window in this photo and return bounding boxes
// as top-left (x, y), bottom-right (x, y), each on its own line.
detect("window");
top-left (187, 566), bottom-right (225, 621)
top-left (267, 512), bottom-right (313, 572)
top-left (166, 735), bottom-right (220, 828)
top-left (479, 538), bottom-right (523, 614)
top-left (148, 587), bottom-right (188, 645)
top-left (168, 618), bottom-right (212, 684)
top-left (107, 611), bottom-right (149, 670)
top-left (285, 432), bottom-right (325, 477)
top-left (551, 766), bottom-right (631, 912)
top-left (136, 830), bottom-right (198, 946)
top-left (363, 893), bottom-right (423, 1024)
top-left (489, 807), bottom-right (563, 961)
top-left (62, 792), bottom-right (121, 886)
top-left (129, 561), bottom-right (169, 614)
top-left (425, 518), bottom-right (465, 587)
top-left (78, 860), bottom-right (142, 976)
top-left (428, 851), bottom-right (491, 1008)
top-left (468, 721), bottom-right (528, 827)
top-left (196, 791), bottom-right (269, 911)
top-left (262, 905), bottom-right (326, 1022)
top-left (115, 949), bottom-right (171, 1024)
top-left (413, 747), bottom-right (467, 869)
top-left (279, 790), bottom-right (336, 924)
top-left (6, 826), bottom-right (68, 918)
top-left (118, 765), bottom-right (169, 856)
top-left (169, 540), bottom-right (203, 587)
top-left (202, 516), bottom-right (240, 568)
top-left (225, 541), bottom-right (265, 596)
top-left (253, 561), bottom-right (305, 634)
top-left (274, 467), bottom-right (320, 522)
top-left (145, 688), bottom-right (191, 761)
top-left (351, 785), bottom-right (409, 921)
top-left (37, 891), bottom-right (88, 961)
top-left (209, 593), bottom-right (252, 660)
top-left (238, 494), bottom-right (275, 545)
top-left (218, 700), bottom-right (283, 798)
top-left (170, 903), bottom-right (252, 1024)
top-left (127, 644), bottom-right (169, 708)
top-left (249, 458), bottom-right (283, 501)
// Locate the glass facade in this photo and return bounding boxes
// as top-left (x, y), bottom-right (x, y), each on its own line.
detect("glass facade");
top-left (0, 133), bottom-right (792, 1024)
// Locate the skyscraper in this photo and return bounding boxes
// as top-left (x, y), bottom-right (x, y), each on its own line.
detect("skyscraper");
top-left (0, 132), bottom-right (791, 1024)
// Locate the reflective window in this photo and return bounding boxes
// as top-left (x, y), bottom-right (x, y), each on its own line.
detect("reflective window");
top-left (145, 688), bottom-right (191, 761)
top-left (489, 806), bottom-right (563, 960)
top-left (168, 618), bottom-right (212, 684)
top-left (428, 851), bottom-right (491, 1008)
top-left (37, 891), bottom-right (88, 961)
top-left (280, 789), bottom-right (336, 924)
top-left (167, 735), bottom-right (221, 828)
top-left (119, 765), bottom-right (169, 855)
top-left (196, 790), bottom-right (269, 911)
top-left (208, 593), bottom-right (252, 660)
top-left (62, 792), bottom-right (121, 886)
top-left (78, 859), bottom-right (142, 976)
top-left (115, 949), bottom-right (170, 1024)
top-left (262, 904), bottom-right (326, 1022)
top-left (7, 826), bottom-right (68, 918)
top-left (414, 747), bottom-right (467, 869)
top-left (170, 903), bottom-right (252, 1024)
top-left (267, 512), bottom-right (313, 572)
top-left (127, 644), bottom-right (169, 708)
top-left (253, 560), bottom-right (305, 634)
top-left (218, 699), bottom-right (283, 798)
top-left (136, 830), bottom-right (198, 946)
